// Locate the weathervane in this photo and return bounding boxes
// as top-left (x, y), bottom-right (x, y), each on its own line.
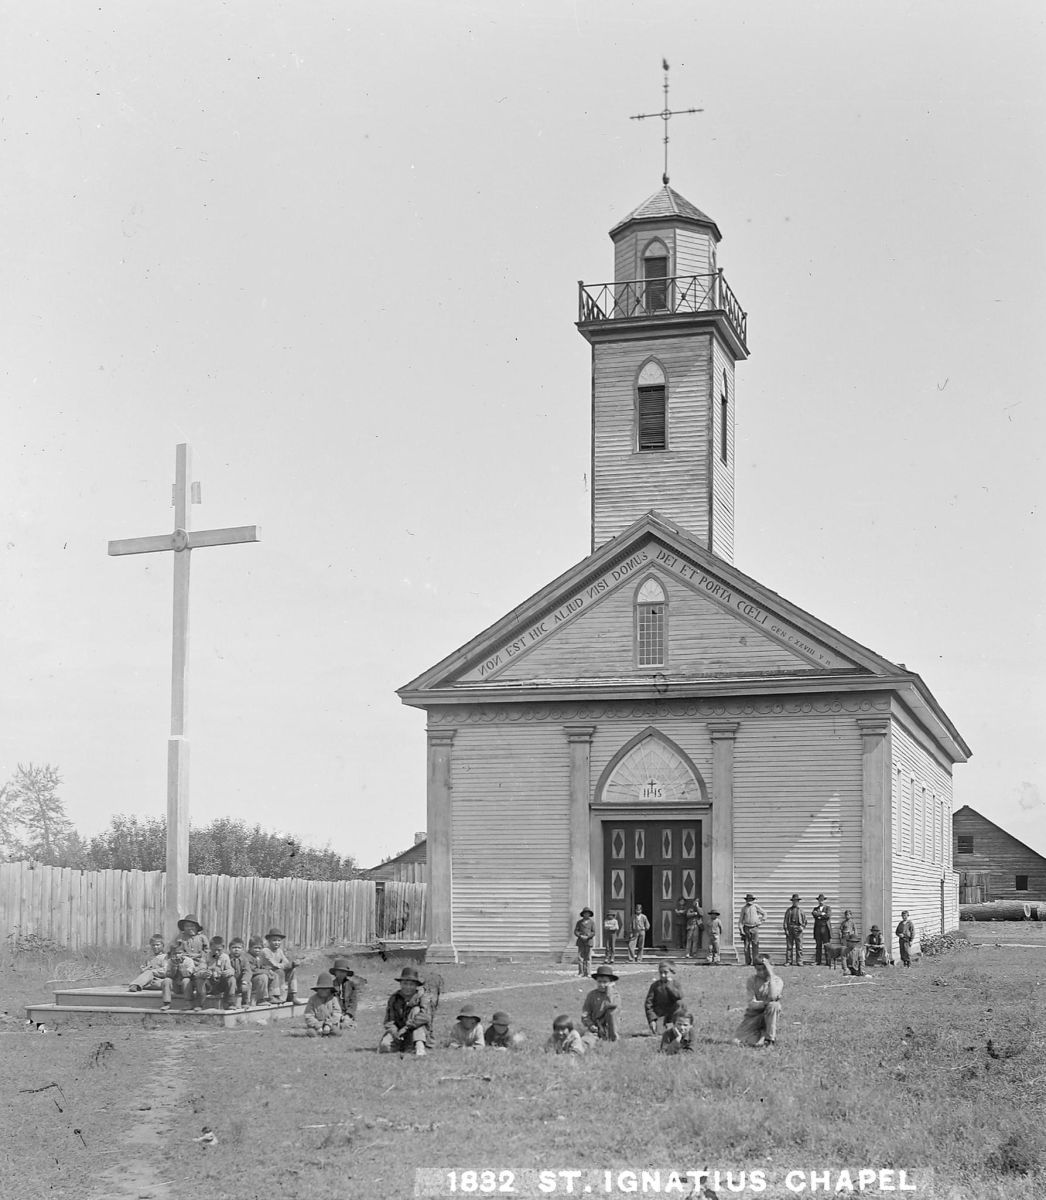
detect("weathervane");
top-left (630, 59), bottom-right (703, 186)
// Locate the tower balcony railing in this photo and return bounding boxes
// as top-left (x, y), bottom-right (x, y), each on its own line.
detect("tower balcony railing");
top-left (578, 270), bottom-right (747, 347)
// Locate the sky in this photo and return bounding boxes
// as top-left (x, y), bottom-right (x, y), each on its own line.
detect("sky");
top-left (2, 2), bottom-right (1044, 869)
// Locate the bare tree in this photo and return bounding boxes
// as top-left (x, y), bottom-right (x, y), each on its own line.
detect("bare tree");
top-left (0, 781), bottom-right (22, 858)
top-left (7, 763), bottom-right (72, 864)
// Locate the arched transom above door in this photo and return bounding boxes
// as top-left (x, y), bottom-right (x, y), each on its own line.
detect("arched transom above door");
top-left (599, 729), bottom-right (707, 805)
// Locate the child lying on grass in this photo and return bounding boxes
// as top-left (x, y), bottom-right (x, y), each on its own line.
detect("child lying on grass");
top-left (545, 1014), bottom-right (585, 1056)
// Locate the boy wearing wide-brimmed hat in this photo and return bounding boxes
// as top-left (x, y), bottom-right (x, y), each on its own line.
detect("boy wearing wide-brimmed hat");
top-left (258, 927), bottom-right (303, 1005)
top-left (573, 908), bottom-right (596, 977)
top-left (446, 1001), bottom-right (485, 1049)
top-left (782, 894), bottom-right (808, 966)
top-left (329, 957), bottom-right (364, 1026)
top-left (380, 965), bottom-right (433, 1056)
top-left (303, 972), bottom-right (343, 1037)
top-left (167, 914), bottom-right (208, 1000)
top-left (704, 909), bottom-right (723, 964)
top-left (580, 965), bottom-right (620, 1045)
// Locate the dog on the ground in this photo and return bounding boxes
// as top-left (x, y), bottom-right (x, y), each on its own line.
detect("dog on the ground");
top-left (822, 942), bottom-right (845, 970)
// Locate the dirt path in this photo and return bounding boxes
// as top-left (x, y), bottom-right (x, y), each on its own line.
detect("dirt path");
top-left (88, 1029), bottom-right (211, 1200)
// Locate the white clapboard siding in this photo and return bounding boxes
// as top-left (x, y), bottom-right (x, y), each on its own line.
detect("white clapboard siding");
top-left (593, 336), bottom-right (712, 547)
top-left (451, 722), bottom-right (569, 952)
top-left (890, 719), bottom-right (957, 950)
top-left (496, 561), bottom-right (808, 681)
top-left (675, 226), bottom-right (715, 278)
top-left (733, 709), bottom-right (863, 958)
top-left (710, 338), bottom-right (736, 562)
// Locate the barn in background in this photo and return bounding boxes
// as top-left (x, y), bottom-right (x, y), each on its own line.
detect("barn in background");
top-left (954, 805), bottom-right (1046, 903)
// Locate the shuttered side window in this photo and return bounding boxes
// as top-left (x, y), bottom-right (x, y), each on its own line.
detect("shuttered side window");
top-left (638, 386), bottom-right (666, 451)
top-left (644, 255), bottom-right (669, 312)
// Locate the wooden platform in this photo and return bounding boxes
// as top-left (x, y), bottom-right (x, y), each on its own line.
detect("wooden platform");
top-left (26, 986), bottom-right (306, 1029)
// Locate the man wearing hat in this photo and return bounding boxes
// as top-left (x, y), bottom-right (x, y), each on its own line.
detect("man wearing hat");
top-left (573, 908), bottom-right (596, 977)
top-left (782, 894), bottom-right (808, 966)
top-left (446, 1001), bottom-right (485, 1049)
top-left (167, 914), bottom-right (208, 1000)
top-left (258, 927), bottom-right (303, 1005)
top-left (303, 972), bottom-right (343, 1037)
top-left (580, 965), bottom-right (620, 1044)
top-left (738, 894), bottom-right (767, 965)
top-left (380, 965), bottom-right (433, 1055)
top-left (811, 894), bottom-right (833, 965)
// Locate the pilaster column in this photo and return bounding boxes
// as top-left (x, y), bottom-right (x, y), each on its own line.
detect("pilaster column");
top-left (425, 726), bottom-right (457, 964)
top-left (857, 716), bottom-right (891, 961)
top-left (564, 725), bottom-right (595, 960)
top-left (708, 721), bottom-right (739, 963)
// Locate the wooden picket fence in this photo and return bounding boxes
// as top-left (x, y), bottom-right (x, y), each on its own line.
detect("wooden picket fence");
top-left (0, 861), bottom-right (427, 952)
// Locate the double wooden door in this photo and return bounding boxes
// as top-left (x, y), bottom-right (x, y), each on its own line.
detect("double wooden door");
top-left (603, 820), bottom-right (701, 948)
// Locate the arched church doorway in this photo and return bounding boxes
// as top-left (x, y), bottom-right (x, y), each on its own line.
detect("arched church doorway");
top-left (595, 730), bottom-right (708, 949)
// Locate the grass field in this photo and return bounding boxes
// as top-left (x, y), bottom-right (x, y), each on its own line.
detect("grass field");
top-left (2, 928), bottom-right (1045, 1200)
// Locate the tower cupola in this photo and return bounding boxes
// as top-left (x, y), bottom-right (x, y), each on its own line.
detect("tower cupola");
top-left (577, 184), bottom-right (748, 559)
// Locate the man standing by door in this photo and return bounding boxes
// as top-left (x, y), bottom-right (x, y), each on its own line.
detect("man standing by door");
top-left (738, 893), bottom-right (767, 966)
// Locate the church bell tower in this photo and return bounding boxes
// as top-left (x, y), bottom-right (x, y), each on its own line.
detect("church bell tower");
top-left (577, 184), bottom-right (749, 560)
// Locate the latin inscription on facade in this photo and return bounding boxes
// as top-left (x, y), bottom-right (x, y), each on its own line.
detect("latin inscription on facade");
top-left (458, 540), bottom-right (846, 681)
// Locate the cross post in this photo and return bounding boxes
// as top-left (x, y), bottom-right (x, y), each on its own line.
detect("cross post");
top-left (630, 58), bottom-right (704, 186)
top-left (108, 444), bottom-right (259, 936)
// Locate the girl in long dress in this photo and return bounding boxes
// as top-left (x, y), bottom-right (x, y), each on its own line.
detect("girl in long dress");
top-left (733, 954), bottom-right (784, 1047)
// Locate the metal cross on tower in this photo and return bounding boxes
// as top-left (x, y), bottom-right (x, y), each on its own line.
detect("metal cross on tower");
top-left (630, 59), bottom-right (703, 186)
top-left (108, 444), bottom-right (259, 935)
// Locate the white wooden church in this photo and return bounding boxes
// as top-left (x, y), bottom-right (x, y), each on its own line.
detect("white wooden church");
top-left (399, 179), bottom-right (969, 964)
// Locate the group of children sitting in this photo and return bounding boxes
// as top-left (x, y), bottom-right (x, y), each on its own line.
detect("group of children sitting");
top-left (296, 958), bottom-right (700, 1057)
top-left (128, 913), bottom-right (362, 1015)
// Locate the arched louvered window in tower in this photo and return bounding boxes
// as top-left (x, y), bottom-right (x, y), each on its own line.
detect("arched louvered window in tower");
top-left (635, 577), bottom-right (667, 667)
top-left (643, 239), bottom-right (670, 313)
top-left (637, 360), bottom-right (667, 452)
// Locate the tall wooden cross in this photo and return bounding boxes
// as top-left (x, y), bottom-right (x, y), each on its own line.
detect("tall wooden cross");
top-left (108, 444), bottom-right (259, 935)
top-left (630, 59), bottom-right (703, 186)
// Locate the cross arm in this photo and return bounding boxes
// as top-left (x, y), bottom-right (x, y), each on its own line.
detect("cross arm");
top-left (108, 525), bottom-right (260, 556)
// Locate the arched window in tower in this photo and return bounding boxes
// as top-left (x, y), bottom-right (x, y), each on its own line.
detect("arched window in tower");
top-left (637, 360), bottom-right (667, 452)
top-left (635, 577), bottom-right (667, 667)
top-left (720, 369), bottom-right (729, 464)
top-left (642, 239), bottom-right (669, 313)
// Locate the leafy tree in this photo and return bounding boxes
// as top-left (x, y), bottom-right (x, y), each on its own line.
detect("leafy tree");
top-left (7, 763), bottom-right (73, 864)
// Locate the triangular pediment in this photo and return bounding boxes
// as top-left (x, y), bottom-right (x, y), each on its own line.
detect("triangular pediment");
top-left (399, 512), bottom-right (905, 700)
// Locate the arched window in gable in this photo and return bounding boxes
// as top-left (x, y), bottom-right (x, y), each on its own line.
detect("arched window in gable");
top-left (637, 360), bottom-right (667, 452)
top-left (642, 239), bottom-right (670, 313)
top-left (635, 576), bottom-right (667, 667)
